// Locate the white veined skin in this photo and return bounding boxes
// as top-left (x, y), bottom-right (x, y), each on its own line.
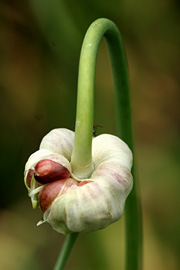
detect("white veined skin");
top-left (40, 128), bottom-right (74, 161)
top-left (24, 128), bottom-right (133, 234)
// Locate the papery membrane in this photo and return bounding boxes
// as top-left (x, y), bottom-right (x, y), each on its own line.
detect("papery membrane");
top-left (24, 128), bottom-right (133, 234)
top-left (40, 128), bottom-right (74, 161)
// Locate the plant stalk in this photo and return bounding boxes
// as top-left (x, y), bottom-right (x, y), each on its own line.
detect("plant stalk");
top-left (55, 18), bottom-right (142, 270)
top-left (53, 233), bottom-right (78, 270)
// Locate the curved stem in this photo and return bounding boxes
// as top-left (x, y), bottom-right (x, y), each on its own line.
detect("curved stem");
top-left (56, 18), bottom-right (142, 270)
top-left (71, 18), bottom-right (142, 269)
top-left (53, 233), bottom-right (78, 270)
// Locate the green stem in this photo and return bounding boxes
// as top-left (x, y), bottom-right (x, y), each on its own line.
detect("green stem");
top-left (53, 233), bottom-right (78, 270)
top-left (56, 18), bottom-right (142, 270)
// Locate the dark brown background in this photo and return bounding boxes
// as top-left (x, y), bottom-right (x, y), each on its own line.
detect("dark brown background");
top-left (0, 1), bottom-right (180, 269)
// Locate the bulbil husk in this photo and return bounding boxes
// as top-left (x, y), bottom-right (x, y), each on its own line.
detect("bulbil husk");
top-left (24, 128), bottom-right (133, 234)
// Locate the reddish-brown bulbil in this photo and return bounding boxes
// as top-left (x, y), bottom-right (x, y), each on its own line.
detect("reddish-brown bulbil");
top-left (34, 159), bottom-right (70, 184)
top-left (39, 178), bottom-right (92, 213)
top-left (38, 179), bottom-right (67, 212)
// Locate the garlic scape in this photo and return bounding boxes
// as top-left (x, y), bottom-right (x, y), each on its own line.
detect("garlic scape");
top-left (23, 18), bottom-right (142, 270)
top-left (24, 128), bottom-right (133, 234)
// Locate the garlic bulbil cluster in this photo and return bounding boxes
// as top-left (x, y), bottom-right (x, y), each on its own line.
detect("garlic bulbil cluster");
top-left (24, 128), bottom-right (133, 234)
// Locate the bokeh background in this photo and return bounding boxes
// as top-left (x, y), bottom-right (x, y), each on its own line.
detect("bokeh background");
top-left (0, 0), bottom-right (180, 269)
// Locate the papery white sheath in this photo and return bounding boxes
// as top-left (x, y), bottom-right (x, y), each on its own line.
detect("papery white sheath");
top-left (24, 128), bottom-right (133, 234)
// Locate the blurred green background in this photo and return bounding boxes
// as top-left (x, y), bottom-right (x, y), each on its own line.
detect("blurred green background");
top-left (0, 0), bottom-right (180, 269)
